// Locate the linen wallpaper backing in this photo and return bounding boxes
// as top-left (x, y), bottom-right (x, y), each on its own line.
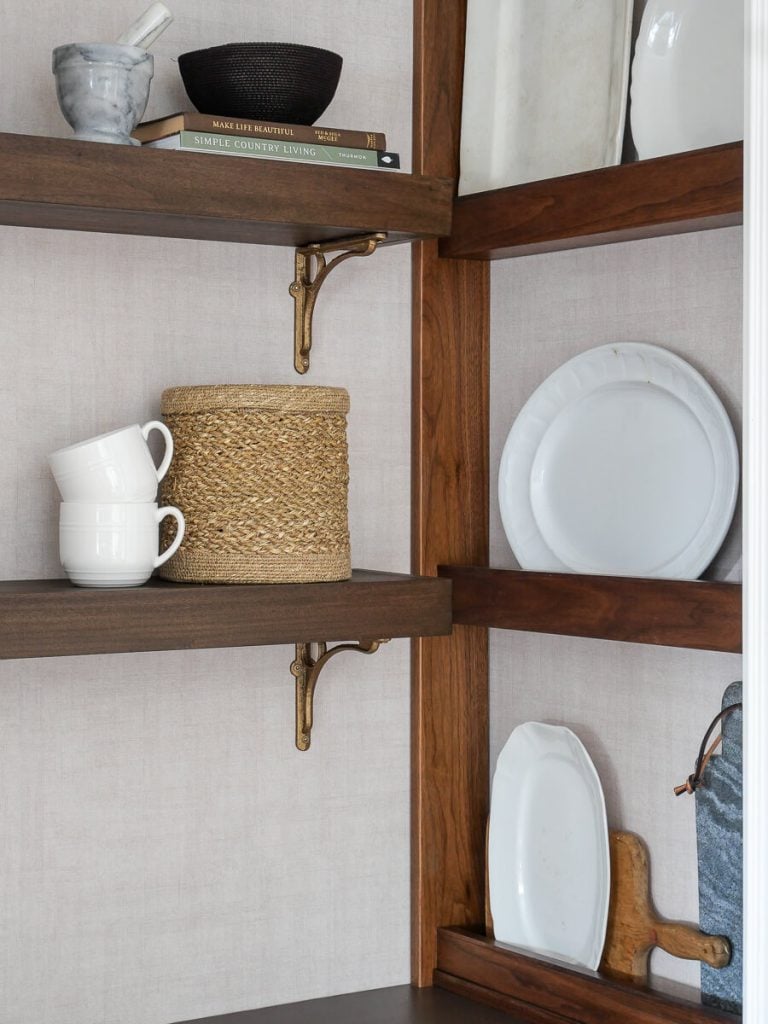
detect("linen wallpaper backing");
top-left (0, 2), bottom-right (413, 1022)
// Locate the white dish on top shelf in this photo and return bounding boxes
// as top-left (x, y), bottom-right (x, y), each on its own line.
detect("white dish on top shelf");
top-left (488, 722), bottom-right (610, 969)
top-left (498, 342), bottom-right (739, 579)
top-left (458, 0), bottom-right (633, 195)
top-left (630, 0), bottom-right (744, 160)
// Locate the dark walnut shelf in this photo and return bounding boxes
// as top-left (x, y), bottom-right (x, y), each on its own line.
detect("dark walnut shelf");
top-left (0, 132), bottom-right (453, 246)
top-left (439, 566), bottom-right (741, 653)
top-left (0, 570), bottom-right (451, 660)
top-left (436, 928), bottom-right (738, 1024)
top-left (440, 142), bottom-right (742, 261)
top-left (172, 983), bottom-right (525, 1023)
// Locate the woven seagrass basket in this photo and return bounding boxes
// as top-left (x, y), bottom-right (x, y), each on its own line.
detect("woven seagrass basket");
top-left (158, 385), bottom-right (350, 584)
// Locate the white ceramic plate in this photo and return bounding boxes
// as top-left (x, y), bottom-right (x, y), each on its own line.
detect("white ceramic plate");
top-left (498, 343), bottom-right (739, 579)
top-left (458, 0), bottom-right (633, 195)
top-left (630, 0), bottom-right (744, 160)
top-left (488, 722), bottom-right (610, 969)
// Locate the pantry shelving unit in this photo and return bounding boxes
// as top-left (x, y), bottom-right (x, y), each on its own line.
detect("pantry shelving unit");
top-left (411, 3), bottom-right (744, 1024)
top-left (3, 1), bottom-right (748, 1022)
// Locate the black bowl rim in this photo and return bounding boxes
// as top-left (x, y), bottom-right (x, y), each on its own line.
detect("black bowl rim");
top-left (178, 42), bottom-right (343, 64)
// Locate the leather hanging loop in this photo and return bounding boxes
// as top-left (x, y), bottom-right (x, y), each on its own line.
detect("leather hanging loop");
top-left (674, 696), bottom-right (743, 797)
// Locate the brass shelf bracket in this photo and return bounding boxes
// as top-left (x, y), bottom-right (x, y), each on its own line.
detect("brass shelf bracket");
top-left (290, 638), bottom-right (389, 750)
top-left (289, 232), bottom-right (387, 374)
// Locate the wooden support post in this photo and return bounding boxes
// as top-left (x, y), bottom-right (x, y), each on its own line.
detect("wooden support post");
top-left (411, 0), bottom-right (491, 987)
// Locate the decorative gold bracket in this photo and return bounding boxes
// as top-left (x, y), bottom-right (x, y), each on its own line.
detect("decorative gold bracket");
top-left (289, 232), bottom-right (387, 374)
top-left (290, 639), bottom-right (389, 750)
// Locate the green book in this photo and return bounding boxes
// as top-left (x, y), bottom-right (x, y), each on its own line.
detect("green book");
top-left (146, 131), bottom-right (400, 170)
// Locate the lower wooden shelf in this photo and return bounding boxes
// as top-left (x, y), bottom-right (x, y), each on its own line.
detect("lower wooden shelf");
top-left (0, 569), bottom-right (452, 659)
top-left (438, 566), bottom-right (741, 653)
top-left (172, 984), bottom-right (526, 1023)
top-left (436, 928), bottom-right (738, 1024)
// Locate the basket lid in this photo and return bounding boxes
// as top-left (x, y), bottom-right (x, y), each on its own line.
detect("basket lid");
top-left (161, 384), bottom-right (350, 415)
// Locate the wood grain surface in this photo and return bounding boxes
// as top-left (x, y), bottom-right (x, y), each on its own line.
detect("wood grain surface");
top-left (0, 571), bottom-right (452, 659)
top-left (0, 131), bottom-right (452, 246)
top-left (440, 142), bottom-right (743, 261)
top-left (411, 0), bottom-right (491, 989)
top-left (172, 983), bottom-right (529, 1023)
top-left (601, 832), bottom-right (731, 983)
top-left (437, 928), bottom-right (739, 1024)
top-left (440, 566), bottom-right (742, 653)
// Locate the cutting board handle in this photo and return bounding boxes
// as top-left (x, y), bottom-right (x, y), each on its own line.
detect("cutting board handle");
top-left (653, 920), bottom-right (730, 969)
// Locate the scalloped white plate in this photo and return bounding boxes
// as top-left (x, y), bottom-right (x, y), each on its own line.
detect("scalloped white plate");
top-left (489, 722), bottom-right (610, 969)
top-left (498, 343), bottom-right (739, 579)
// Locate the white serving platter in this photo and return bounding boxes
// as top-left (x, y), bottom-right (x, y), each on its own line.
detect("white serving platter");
top-left (458, 0), bottom-right (633, 195)
top-left (630, 0), bottom-right (744, 160)
top-left (488, 722), bottom-right (610, 969)
top-left (498, 342), bottom-right (739, 579)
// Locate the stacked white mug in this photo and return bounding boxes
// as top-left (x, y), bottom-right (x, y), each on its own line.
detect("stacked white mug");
top-left (48, 421), bottom-right (185, 587)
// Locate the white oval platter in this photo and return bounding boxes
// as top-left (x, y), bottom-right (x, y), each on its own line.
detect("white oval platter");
top-left (488, 722), bottom-right (610, 969)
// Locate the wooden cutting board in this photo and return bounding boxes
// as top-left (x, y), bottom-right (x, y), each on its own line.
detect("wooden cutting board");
top-left (600, 830), bottom-right (731, 983)
top-left (486, 826), bottom-right (731, 984)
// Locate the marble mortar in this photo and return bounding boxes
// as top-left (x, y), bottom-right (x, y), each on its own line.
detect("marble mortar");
top-left (52, 43), bottom-right (154, 146)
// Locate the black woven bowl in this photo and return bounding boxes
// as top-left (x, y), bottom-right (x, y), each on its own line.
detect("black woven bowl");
top-left (177, 42), bottom-right (343, 125)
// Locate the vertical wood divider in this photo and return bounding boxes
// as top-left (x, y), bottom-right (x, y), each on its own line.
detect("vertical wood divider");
top-left (411, 0), bottom-right (491, 987)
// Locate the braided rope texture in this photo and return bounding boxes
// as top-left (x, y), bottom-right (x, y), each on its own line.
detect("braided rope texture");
top-left (158, 385), bottom-right (351, 583)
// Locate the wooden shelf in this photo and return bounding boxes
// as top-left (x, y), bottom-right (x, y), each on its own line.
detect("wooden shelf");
top-left (439, 566), bottom-right (741, 653)
top-left (0, 132), bottom-right (452, 246)
top-left (440, 142), bottom-right (742, 261)
top-left (0, 570), bottom-right (451, 660)
top-left (172, 984), bottom-right (525, 1023)
top-left (436, 928), bottom-right (737, 1024)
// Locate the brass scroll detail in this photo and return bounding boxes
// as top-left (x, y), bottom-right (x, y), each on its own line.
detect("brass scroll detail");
top-left (289, 232), bottom-right (387, 374)
top-left (290, 639), bottom-right (389, 750)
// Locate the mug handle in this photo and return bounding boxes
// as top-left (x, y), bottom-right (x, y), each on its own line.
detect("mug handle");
top-left (154, 506), bottom-right (185, 568)
top-left (141, 420), bottom-right (174, 483)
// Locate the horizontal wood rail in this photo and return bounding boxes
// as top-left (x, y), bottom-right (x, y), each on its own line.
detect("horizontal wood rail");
top-left (440, 142), bottom-right (743, 261)
top-left (0, 132), bottom-right (453, 246)
top-left (0, 570), bottom-right (451, 659)
top-left (436, 928), bottom-right (738, 1024)
top-left (438, 566), bottom-right (742, 653)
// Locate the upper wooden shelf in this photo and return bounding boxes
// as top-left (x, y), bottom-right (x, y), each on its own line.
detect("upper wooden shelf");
top-left (0, 132), bottom-right (453, 246)
top-left (439, 566), bottom-right (741, 653)
top-left (0, 570), bottom-right (451, 660)
top-left (440, 142), bottom-right (743, 261)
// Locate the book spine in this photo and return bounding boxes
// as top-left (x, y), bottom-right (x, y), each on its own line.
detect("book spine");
top-left (198, 116), bottom-right (386, 151)
top-left (171, 131), bottom-right (394, 169)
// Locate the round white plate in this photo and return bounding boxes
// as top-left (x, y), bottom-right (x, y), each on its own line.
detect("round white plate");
top-left (498, 342), bottom-right (739, 579)
top-left (488, 722), bottom-right (610, 969)
top-left (630, 0), bottom-right (743, 160)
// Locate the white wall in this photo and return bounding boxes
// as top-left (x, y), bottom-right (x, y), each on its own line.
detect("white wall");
top-left (490, 226), bottom-right (743, 990)
top-left (0, 2), bottom-right (413, 1022)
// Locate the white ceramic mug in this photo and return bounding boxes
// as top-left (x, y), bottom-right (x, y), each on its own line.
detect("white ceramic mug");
top-left (49, 421), bottom-right (174, 502)
top-left (59, 501), bottom-right (185, 587)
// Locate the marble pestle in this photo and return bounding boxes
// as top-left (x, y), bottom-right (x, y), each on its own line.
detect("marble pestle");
top-left (116, 3), bottom-right (174, 49)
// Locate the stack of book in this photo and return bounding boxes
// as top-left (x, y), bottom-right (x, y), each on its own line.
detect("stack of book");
top-left (133, 113), bottom-right (400, 171)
